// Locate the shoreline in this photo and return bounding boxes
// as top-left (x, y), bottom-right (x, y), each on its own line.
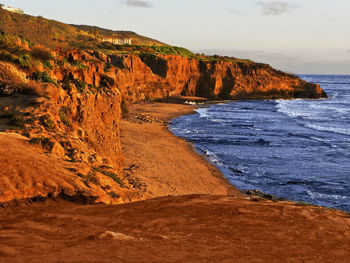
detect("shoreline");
top-left (120, 101), bottom-right (240, 199)
top-left (1, 100), bottom-right (350, 262)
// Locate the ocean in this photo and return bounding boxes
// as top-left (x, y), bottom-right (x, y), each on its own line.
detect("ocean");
top-left (170, 75), bottom-right (350, 212)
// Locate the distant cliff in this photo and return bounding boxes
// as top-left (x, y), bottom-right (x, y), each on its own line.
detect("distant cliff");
top-left (52, 50), bottom-right (326, 104)
top-left (110, 54), bottom-right (326, 101)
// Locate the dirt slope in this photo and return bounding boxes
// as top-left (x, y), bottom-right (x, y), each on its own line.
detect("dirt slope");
top-left (0, 132), bottom-right (138, 204)
top-left (0, 195), bottom-right (349, 263)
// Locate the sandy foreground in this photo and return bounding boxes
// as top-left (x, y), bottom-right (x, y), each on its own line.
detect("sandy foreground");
top-left (0, 102), bottom-right (349, 263)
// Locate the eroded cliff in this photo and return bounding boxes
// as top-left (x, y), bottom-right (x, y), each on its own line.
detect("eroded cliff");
top-left (50, 50), bottom-right (326, 103)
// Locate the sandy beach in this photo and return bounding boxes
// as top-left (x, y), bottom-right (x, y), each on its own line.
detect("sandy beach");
top-left (0, 101), bottom-right (349, 263)
top-left (120, 101), bottom-right (238, 198)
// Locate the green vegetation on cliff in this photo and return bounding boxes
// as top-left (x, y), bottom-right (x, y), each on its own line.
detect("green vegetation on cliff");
top-left (0, 7), bottom-right (166, 49)
top-left (0, 7), bottom-right (254, 65)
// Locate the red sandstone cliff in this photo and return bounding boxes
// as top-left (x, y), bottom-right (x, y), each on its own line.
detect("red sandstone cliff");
top-left (110, 54), bottom-right (326, 101)
top-left (52, 50), bottom-right (326, 103)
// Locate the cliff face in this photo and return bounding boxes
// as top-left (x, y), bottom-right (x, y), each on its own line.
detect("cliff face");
top-left (106, 54), bottom-right (326, 102)
top-left (49, 50), bottom-right (326, 104)
top-left (26, 49), bottom-right (326, 181)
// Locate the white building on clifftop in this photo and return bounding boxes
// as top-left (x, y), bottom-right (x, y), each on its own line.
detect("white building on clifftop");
top-left (100, 35), bottom-right (132, 45)
top-left (0, 4), bottom-right (24, 14)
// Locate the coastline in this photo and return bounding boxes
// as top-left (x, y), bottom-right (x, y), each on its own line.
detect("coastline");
top-left (120, 101), bottom-right (239, 199)
top-left (1, 100), bottom-right (350, 262)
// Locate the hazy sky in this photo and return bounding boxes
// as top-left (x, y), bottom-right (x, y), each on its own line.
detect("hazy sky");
top-left (1, 0), bottom-right (350, 74)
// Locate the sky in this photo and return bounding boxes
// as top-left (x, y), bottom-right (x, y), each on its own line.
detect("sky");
top-left (1, 0), bottom-right (350, 74)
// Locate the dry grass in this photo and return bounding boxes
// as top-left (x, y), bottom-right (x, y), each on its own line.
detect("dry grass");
top-left (31, 45), bottom-right (53, 61)
top-left (0, 61), bottom-right (42, 95)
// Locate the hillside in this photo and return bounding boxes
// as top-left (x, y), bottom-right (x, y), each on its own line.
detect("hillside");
top-left (0, 7), bottom-right (166, 49)
top-left (72, 24), bottom-right (166, 46)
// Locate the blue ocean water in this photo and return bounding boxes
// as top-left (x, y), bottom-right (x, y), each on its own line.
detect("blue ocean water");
top-left (170, 75), bottom-right (350, 212)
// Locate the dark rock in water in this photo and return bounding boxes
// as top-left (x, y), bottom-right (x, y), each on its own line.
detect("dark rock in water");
top-left (229, 167), bottom-right (243, 174)
top-left (256, 139), bottom-right (270, 145)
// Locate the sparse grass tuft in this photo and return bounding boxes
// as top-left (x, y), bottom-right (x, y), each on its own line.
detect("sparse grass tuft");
top-left (87, 170), bottom-right (99, 185)
top-left (31, 45), bottom-right (53, 61)
top-left (74, 79), bottom-right (86, 93)
top-left (59, 106), bottom-right (72, 127)
top-left (93, 167), bottom-right (125, 187)
top-left (71, 60), bottom-right (88, 69)
top-left (30, 70), bottom-right (57, 86)
top-left (108, 192), bottom-right (120, 199)
top-left (39, 114), bottom-right (56, 131)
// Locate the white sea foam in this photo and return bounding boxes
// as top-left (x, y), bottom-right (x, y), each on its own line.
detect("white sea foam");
top-left (305, 123), bottom-right (350, 136)
top-left (195, 108), bottom-right (210, 118)
top-left (276, 100), bottom-right (312, 118)
top-left (307, 190), bottom-right (346, 200)
top-left (204, 150), bottom-right (223, 166)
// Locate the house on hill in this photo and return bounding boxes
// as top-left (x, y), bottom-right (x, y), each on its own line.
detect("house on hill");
top-left (100, 35), bottom-right (132, 45)
top-left (0, 4), bottom-right (24, 14)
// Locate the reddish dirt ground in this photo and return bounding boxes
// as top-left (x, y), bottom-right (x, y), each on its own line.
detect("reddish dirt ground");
top-left (0, 195), bottom-right (349, 263)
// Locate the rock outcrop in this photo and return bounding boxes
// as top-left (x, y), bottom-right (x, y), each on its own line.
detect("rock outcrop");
top-left (110, 54), bottom-right (326, 101)
top-left (50, 50), bottom-right (326, 103)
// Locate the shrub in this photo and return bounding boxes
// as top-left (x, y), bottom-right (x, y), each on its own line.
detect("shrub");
top-left (31, 45), bottom-right (53, 61)
top-left (43, 60), bottom-right (53, 70)
top-left (71, 60), bottom-right (88, 69)
top-left (59, 106), bottom-right (72, 127)
top-left (39, 114), bottom-right (56, 131)
top-left (62, 80), bottom-right (72, 91)
top-left (108, 192), bottom-right (120, 199)
top-left (88, 84), bottom-right (98, 94)
top-left (74, 79), bottom-right (86, 93)
top-left (16, 54), bottom-right (33, 68)
top-left (87, 170), bottom-right (99, 185)
top-left (0, 50), bottom-right (17, 63)
top-left (57, 58), bottom-right (68, 67)
top-left (31, 70), bottom-right (57, 86)
top-left (92, 167), bottom-right (125, 187)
